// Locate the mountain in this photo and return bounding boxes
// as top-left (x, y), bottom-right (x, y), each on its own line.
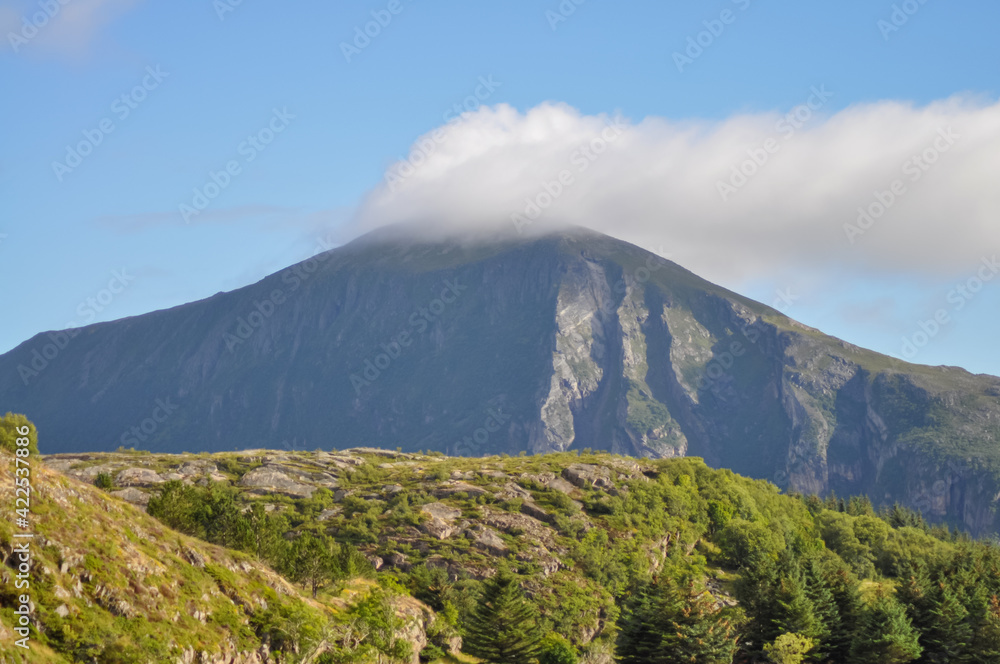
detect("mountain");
top-left (2, 225), bottom-right (1000, 532)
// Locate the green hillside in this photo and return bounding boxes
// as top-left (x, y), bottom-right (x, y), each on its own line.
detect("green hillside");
top-left (9, 415), bottom-right (1000, 663)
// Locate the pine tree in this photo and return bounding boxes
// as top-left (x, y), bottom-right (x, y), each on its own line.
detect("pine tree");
top-left (463, 569), bottom-right (544, 664)
top-left (660, 579), bottom-right (740, 664)
top-left (617, 584), bottom-right (663, 664)
top-left (971, 595), bottom-right (1000, 664)
top-left (922, 582), bottom-right (973, 664)
top-left (824, 566), bottom-right (863, 664)
top-left (733, 553), bottom-right (782, 659)
top-left (617, 576), bottom-right (739, 664)
top-left (896, 564), bottom-right (933, 635)
top-left (772, 574), bottom-right (821, 643)
top-left (850, 590), bottom-right (922, 664)
top-left (801, 557), bottom-right (839, 662)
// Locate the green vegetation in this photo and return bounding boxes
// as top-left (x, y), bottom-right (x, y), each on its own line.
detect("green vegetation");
top-left (463, 568), bottom-right (544, 664)
top-left (11, 407), bottom-right (1000, 662)
top-left (120, 448), bottom-right (1000, 662)
top-left (0, 412), bottom-right (38, 455)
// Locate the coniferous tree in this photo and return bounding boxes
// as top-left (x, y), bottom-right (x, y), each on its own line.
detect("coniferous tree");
top-left (896, 564), bottom-right (934, 636)
top-left (850, 590), bottom-right (922, 664)
top-left (618, 576), bottom-right (739, 664)
top-left (801, 557), bottom-right (839, 662)
top-left (463, 569), bottom-right (544, 664)
top-left (772, 574), bottom-right (821, 644)
top-left (824, 566), bottom-right (863, 664)
top-left (922, 582), bottom-right (973, 664)
top-left (617, 583), bottom-right (662, 664)
top-left (971, 595), bottom-right (1000, 664)
top-left (733, 551), bottom-right (782, 659)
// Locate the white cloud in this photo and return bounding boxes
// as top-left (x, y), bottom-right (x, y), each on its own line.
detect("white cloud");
top-left (2, 0), bottom-right (141, 57)
top-left (353, 97), bottom-right (1000, 288)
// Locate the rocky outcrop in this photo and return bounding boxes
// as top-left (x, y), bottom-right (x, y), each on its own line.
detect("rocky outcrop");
top-left (420, 502), bottom-right (462, 540)
top-left (238, 465), bottom-right (316, 498)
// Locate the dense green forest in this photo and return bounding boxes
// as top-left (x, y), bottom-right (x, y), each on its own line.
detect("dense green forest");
top-left (137, 450), bottom-right (1000, 663)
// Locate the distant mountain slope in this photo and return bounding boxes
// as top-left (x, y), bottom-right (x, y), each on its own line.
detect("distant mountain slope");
top-left (2, 225), bottom-right (1000, 531)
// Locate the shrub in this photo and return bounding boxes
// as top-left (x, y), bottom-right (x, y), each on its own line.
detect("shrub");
top-left (0, 413), bottom-right (38, 455)
top-left (94, 472), bottom-right (116, 491)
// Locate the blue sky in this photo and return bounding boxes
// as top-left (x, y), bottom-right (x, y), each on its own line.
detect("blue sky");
top-left (2, 0), bottom-right (999, 375)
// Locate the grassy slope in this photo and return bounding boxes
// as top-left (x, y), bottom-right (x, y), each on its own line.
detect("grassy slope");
top-left (0, 450), bottom-right (427, 663)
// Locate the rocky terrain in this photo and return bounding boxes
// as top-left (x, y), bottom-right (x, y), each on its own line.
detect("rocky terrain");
top-left (0, 448), bottom-right (439, 664)
top-left (2, 225), bottom-right (1000, 533)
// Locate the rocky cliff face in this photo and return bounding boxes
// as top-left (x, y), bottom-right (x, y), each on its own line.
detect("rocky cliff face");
top-left (2, 226), bottom-right (1000, 532)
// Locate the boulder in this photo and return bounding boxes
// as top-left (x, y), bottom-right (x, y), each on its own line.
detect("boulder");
top-left (480, 507), bottom-right (558, 550)
top-left (546, 477), bottom-right (577, 495)
top-left (520, 501), bottom-right (555, 524)
top-left (384, 552), bottom-right (411, 571)
top-left (420, 502), bottom-right (462, 540)
top-left (470, 527), bottom-right (508, 556)
top-left (115, 468), bottom-right (165, 487)
top-left (562, 464), bottom-right (615, 490)
top-left (237, 465), bottom-right (315, 498)
top-left (110, 487), bottom-right (151, 507)
top-left (495, 482), bottom-right (532, 501)
top-left (434, 481), bottom-right (489, 499)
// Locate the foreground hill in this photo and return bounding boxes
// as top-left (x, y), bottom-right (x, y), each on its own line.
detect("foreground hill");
top-left (0, 445), bottom-right (438, 663)
top-left (2, 226), bottom-right (1000, 531)
top-left (23, 444), bottom-right (1000, 664)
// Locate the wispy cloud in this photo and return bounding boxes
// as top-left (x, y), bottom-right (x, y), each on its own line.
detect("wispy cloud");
top-left (1, 0), bottom-right (142, 58)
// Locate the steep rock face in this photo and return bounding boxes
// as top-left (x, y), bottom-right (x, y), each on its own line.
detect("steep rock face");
top-left (2, 226), bottom-right (1000, 532)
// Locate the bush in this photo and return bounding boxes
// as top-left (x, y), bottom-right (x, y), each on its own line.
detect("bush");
top-left (539, 633), bottom-right (579, 664)
top-left (94, 472), bottom-right (116, 491)
top-left (0, 413), bottom-right (38, 455)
